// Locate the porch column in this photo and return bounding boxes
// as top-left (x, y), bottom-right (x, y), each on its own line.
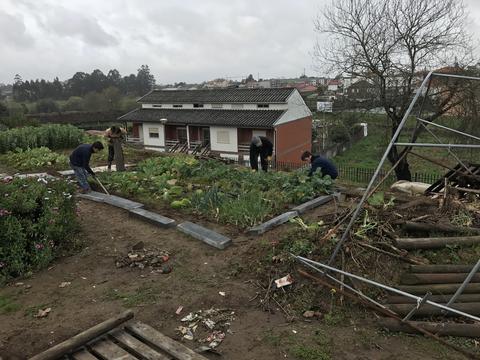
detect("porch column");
top-left (186, 124), bottom-right (190, 150)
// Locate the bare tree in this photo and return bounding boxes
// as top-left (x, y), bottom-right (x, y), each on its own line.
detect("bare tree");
top-left (315, 0), bottom-right (473, 180)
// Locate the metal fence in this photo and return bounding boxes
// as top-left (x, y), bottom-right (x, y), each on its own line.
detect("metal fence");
top-left (336, 165), bottom-right (440, 185)
top-left (208, 157), bottom-right (441, 185)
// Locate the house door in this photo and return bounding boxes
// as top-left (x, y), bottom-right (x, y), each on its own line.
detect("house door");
top-left (202, 128), bottom-right (210, 145)
top-left (177, 127), bottom-right (187, 143)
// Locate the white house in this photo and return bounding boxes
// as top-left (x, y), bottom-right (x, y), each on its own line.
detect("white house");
top-left (119, 88), bottom-right (313, 164)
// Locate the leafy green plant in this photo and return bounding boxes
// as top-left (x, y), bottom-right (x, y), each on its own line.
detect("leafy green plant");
top-left (1, 147), bottom-right (68, 171)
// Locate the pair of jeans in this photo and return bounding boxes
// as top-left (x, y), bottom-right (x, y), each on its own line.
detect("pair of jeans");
top-left (70, 164), bottom-right (90, 190)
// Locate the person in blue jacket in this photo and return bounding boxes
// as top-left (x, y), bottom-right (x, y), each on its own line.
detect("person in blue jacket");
top-left (301, 151), bottom-right (338, 179)
top-left (69, 141), bottom-right (104, 192)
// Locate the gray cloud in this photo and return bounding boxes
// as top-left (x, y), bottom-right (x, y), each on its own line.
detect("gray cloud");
top-left (0, 11), bottom-right (34, 48)
top-left (0, 0), bottom-right (479, 84)
top-left (42, 6), bottom-right (118, 47)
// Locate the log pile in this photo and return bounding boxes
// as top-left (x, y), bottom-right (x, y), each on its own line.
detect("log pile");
top-left (383, 264), bottom-right (480, 317)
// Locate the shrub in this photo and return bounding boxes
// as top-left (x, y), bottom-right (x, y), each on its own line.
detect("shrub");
top-left (1, 147), bottom-right (68, 171)
top-left (0, 177), bottom-right (78, 282)
top-left (0, 124), bottom-right (84, 153)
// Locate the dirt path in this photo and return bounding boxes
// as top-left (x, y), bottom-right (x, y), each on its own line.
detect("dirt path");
top-left (0, 200), bottom-right (468, 359)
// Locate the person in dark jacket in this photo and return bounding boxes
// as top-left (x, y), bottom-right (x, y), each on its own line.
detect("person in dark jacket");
top-left (301, 151), bottom-right (338, 179)
top-left (250, 136), bottom-right (273, 172)
top-left (70, 141), bottom-right (104, 192)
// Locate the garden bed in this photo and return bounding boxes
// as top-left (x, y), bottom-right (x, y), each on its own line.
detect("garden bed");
top-left (96, 155), bottom-right (334, 228)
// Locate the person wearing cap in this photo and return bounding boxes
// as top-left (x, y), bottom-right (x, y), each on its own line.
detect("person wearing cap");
top-left (301, 151), bottom-right (338, 179)
top-left (250, 136), bottom-right (273, 172)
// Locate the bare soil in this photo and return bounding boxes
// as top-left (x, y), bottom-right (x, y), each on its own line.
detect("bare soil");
top-left (0, 199), bottom-right (469, 360)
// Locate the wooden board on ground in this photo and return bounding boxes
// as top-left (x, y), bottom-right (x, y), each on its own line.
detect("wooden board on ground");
top-left (126, 322), bottom-right (207, 360)
top-left (30, 317), bottom-right (208, 360)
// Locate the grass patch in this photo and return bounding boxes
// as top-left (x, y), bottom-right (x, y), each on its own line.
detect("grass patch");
top-left (103, 286), bottom-right (159, 307)
top-left (0, 294), bottom-right (21, 314)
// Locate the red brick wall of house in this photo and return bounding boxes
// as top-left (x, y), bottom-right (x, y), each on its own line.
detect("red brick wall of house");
top-left (275, 116), bottom-right (312, 164)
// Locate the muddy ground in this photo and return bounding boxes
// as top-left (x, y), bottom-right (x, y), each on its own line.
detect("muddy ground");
top-left (0, 199), bottom-right (469, 360)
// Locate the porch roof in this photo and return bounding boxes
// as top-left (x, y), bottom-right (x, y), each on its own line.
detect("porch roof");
top-left (119, 108), bottom-right (284, 129)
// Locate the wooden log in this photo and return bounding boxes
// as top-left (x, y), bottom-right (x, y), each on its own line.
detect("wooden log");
top-left (401, 273), bottom-right (480, 285)
top-left (398, 283), bottom-right (480, 295)
top-left (126, 322), bottom-right (208, 360)
top-left (29, 310), bottom-right (134, 360)
top-left (395, 235), bottom-right (480, 250)
top-left (378, 318), bottom-right (480, 338)
top-left (409, 264), bottom-right (477, 273)
top-left (297, 269), bottom-right (480, 360)
top-left (400, 221), bottom-right (480, 235)
top-left (388, 303), bottom-right (480, 317)
top-left (387, 293), bottom-right (480, 304)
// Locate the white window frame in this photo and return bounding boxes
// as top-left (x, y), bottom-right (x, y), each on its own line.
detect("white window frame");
top-left (149, 127), bottom-right (160, 138)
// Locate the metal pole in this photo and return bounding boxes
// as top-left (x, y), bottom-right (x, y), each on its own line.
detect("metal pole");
top-left (416, 118), bottom-right (480, 142)
top-left (328, 71), bottom-right (435, 265)
top-left (296, 255), bottom-right (480, 322)
top-left (394, 143), bottom-right (480, 149)
top-left (402, 292), bottom-right (431, 321)
top-left (298, 257), bottom-right (388, 310)
top-left (446, 259), bottom-right (480, 308)
top-left (432, 72), bottom-right (480, 81)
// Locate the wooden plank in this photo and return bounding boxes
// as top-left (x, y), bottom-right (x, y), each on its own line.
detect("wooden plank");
top-left (71, 349), bottom-right (99, 360)
top-left (400, 272), bottom-right (480, 285)
top-left (30, 310), bottom-right (134, 360)
top-left (90, 338), bottom-right (137, 360)
top-left (109, 330), bottom-right (170, 360)
top-left (126, 322), bottom-right (207, 360)
top-left (408, 264), bottom-right (477, 273)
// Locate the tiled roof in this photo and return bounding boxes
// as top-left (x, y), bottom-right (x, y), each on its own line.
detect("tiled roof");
top-left (119, 108), bottom-right (284, 129)
top-left (137, 88), bottom-right (295, 104)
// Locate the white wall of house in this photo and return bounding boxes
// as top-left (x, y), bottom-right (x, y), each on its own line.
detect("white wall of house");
top-left (274, 89), bottom-right (312, 126)
top-left (142, 122), bottom-right (165, 148)
top-left (210, 126), bottom-right (238, 152)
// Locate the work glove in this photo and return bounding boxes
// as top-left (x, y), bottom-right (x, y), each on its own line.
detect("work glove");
top-left (267, 156), bottom-right (272, 161)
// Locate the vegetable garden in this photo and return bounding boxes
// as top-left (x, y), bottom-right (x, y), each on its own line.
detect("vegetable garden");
top-left (97, 155), bottom-right (333, 228)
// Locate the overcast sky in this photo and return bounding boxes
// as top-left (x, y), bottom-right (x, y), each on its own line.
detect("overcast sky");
top-left (1, 0), bottom-right (480, 85)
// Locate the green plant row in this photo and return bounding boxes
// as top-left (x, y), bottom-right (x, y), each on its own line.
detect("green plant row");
top-left (0, 177), bottom-right (78, 283)
top-left (1, 147), bottom-right (69, 171)
top-left (0, 124), bottom-right (85, 153)
top-left (97, 155), bottom-right (333, 228)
